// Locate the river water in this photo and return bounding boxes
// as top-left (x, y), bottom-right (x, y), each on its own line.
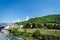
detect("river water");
top-left (1, 29), bottom-right (23, 40)
top-left (0, 32), bottom-right (7, 40)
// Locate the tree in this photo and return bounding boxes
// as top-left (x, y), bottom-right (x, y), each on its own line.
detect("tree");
top-left (46, 24), bottom-right (53, 29)
top-left (37, 23), bottom-right (43, 28)
top-left (24, 23), bottom-right (31, 28)
top-left (15, 22), bottom-right (21, 25)
top-left (32, 23), bottom-right (37, 28)
top-left (52, 24), bottom-right (57, 29)
top-left (56, 24), bottom-right (60, 29)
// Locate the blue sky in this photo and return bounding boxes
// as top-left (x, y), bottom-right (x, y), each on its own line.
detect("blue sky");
top-left (0, 0), bottom-right (60, 23)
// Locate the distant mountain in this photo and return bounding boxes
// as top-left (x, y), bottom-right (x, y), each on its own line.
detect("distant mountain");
top-left (0, 23), bottom-right (8, 26)
top-left (15, 14), bottom-right (60, 25)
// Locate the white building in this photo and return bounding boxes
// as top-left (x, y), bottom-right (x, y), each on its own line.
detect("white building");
top-left (4, 24), bottom-right (24, 30)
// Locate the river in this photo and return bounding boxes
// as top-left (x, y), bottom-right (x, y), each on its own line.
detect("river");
top-left (1, 29), bottom-right (23, 40)
top-left (0, 32), bottom-right (7, 40)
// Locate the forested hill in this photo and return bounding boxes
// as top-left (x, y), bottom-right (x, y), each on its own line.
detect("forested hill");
top-left (16, 14), bottom-right (60, 25)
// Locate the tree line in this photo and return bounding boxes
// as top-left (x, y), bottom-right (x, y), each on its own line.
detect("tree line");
top-left (23, 23), bottom-right (60, 29)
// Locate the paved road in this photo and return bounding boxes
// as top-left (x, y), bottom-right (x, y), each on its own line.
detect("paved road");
top-left (0, 32), bottom-right (7, 40)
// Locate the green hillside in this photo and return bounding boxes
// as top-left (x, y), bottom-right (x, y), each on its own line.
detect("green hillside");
top-left (28, 14), bottom-right (60, 23)
top-left (16, 14), bottom-right (60, 25)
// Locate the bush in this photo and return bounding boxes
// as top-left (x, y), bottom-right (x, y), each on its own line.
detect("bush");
top-left (10, 27), bottom-right (20, 36)
top-left (32, 30), bottom-right (41, 38)
top-left (20, 29), bottom-right (31, 37)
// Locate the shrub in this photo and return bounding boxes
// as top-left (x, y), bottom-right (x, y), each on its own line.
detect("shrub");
top-left (20, 29), bottom-right (31, 37)
top-left (32, 30), bottom-right (41, 38)
top-left (10, 27), bottom-right (20, 36)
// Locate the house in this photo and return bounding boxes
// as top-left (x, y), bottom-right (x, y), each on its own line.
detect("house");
top-left (4, 24), bottom-right (24, 30)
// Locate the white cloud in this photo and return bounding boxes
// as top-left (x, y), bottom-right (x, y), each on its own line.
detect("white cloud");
top-left (3, 16), bottom-right (30, 23)
top-left (25, 16), bottom-right (29, 21)
top-left (14, 18), bottom-right (20, 22)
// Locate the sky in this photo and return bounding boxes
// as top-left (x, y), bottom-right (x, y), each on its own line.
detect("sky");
top-left (0, 0), bottom-right (60, 23)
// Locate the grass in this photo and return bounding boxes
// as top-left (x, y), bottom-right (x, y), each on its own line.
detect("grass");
top-left (22, 37), bottom-right (38, 40)
top-left (20, 28), bottom-right (60, 36)
top-left (19, 28), bottom-right (60, 40)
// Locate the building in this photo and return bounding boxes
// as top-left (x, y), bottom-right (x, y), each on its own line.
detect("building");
top-left (4, 24), bottom-right (24, 30)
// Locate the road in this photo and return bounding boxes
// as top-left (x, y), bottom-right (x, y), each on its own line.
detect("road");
top-left (0, 32), bottom-right (7, 40)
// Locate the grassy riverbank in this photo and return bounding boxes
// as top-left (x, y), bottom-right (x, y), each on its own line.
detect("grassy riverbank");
top-left (20, 29), bottom-right (60, 36)
top-left (10, 27), bottom-right (60, 40)
top-left (19, 29), bottom-right (60, 40)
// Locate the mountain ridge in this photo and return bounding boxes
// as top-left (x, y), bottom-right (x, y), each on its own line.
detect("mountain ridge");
top-left (15, 14), bottom-right (60, 25)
